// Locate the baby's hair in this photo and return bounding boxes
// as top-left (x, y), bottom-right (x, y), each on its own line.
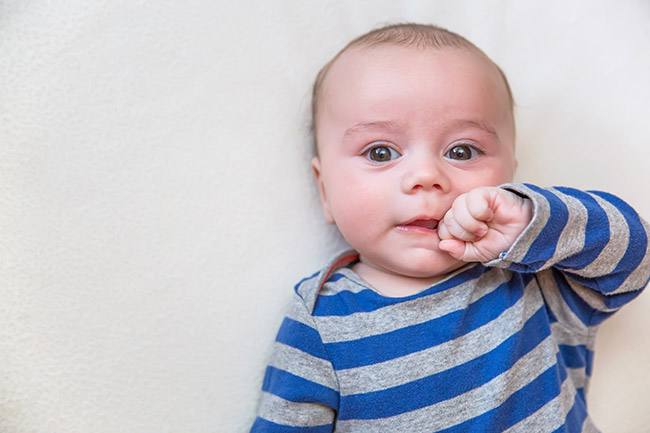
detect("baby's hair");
top-left (311, 23), bottom-right (515, 153)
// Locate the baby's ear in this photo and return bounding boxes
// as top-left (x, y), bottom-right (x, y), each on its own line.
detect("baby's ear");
top-left (311, 157), bottom-right (335, 225)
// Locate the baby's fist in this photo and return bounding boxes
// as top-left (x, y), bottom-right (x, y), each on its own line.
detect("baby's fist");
top-left (438, 187), bottom-right (533, 263)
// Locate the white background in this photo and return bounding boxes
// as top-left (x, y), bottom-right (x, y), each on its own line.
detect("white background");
top-left (1, 1), bottom-right (649, 432)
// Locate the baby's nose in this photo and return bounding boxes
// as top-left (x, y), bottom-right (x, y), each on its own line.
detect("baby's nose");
top-left (400, 156), bottom-right (450, 193)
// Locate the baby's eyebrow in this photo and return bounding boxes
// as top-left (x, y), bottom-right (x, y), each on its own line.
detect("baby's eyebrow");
top-left (343, 118), bottom-right (500, 139)
top-left (450, 119), bottom-right (499, 138)
top-left (343, 121), bottom-right (402, 138)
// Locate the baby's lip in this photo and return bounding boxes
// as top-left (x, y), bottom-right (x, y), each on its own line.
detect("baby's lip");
top-left (397, 217), bottom-right (439, 231)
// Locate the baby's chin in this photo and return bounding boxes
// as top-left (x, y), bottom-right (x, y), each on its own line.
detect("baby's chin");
top-left (384, 249), bottom-right (465, 275)
top-left (354, 252), bottom-right (468, 289)
top-left (395, 261), bottom-right (468, 280)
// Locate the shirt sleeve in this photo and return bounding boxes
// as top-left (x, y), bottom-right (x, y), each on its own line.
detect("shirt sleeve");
top-left (486, 183), bottom-right (650, 326)
top-left (250, 292), bottom-right (339, 432)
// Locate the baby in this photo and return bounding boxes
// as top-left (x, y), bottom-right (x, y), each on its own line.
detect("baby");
top-left (251, 23), bottom-right (650, 432)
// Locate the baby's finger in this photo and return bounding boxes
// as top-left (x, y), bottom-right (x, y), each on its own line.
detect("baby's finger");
top-left (466, 188), bottom-right (495, 222)
top-left (446, 196), bottom-right (488, 239)
top-left (442, 208), bottom-right (485, 241)
top-left (437, 219), bottom-right (451, 240)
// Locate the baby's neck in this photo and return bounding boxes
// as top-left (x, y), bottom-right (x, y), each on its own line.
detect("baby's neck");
top-left (352, 261), bottom-right (463, 298)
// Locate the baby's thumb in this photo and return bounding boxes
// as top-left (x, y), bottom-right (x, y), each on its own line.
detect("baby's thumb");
top-left (438, 239), bottom-right (466, 261)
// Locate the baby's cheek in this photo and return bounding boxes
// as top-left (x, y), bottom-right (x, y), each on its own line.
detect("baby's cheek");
top-left (330, 199), bottom-right (377, 243)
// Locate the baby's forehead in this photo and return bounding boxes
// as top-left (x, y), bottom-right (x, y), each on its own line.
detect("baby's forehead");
top-left (330, 43), bottom-right (512, 93)
top-left (322, 44), bottom-right (512, 110)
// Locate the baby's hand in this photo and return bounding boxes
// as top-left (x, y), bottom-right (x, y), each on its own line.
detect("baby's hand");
top-left (437, 187), bottom-right (533, 263)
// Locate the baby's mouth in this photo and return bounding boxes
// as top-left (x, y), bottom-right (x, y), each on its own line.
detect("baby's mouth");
top-left (397, 218), bottom-right (439, 232)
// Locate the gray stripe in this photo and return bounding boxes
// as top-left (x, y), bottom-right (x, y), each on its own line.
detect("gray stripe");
top-left (615, 217), bottom-right (650, 294)
top-left (491, 183), bottom-right (551, 266)
top-left (581, 416), bottom-right (601, 433)
top-left (258, 392), bottom-right (333, 427)
top-left (336, 280), bottom-right (543, 395)
top-left (566, 367), bottom-right (588, 391)
top-left (316, 268), bottom-right (508, 343)
top-left (286, 292), bottom-right (317, 327)
top-left (537, 270), bottom-right (590, 333)
top-left (548, 186), bottom-right (588, 266)
top-left (330, 263), bottom-right (474, 295)
top-left (567, 194), bottom-right (628, 280)
top-left (565, 276), bottom-right (611, 314)
top-left (549, 321), bottom-right (595, 349)
top-left (335, 336), bottom-right (558, 432)
top-left (269, 342), bottom-right (338, 390)
top-left (321, 268), bottom-right (369, 295)
top-left (503, 373), bottom-right (576, 433)
top-left (297, 250), bottom-right (359, 313)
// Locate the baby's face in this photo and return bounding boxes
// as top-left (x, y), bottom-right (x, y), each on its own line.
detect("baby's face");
top-left (312, 45), bottom-right (516, 284)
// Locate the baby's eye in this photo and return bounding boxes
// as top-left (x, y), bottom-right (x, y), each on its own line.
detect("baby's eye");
top-left (365, 145), bottom-right (401, 163)
top-left (445, 144), bottom-right (480, 161)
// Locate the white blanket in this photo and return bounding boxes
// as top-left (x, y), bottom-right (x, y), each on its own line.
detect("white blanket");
top-left (1, 1), bottom-right (649, 432)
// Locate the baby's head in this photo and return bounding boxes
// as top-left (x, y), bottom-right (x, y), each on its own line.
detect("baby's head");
top-left (311, 23), bottom-right (515, 154)
top-left (310, 23), bottom-right (518, 285)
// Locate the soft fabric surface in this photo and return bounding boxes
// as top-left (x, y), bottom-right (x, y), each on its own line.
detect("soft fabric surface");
top-left (1, 1), bottom-right (649, 432)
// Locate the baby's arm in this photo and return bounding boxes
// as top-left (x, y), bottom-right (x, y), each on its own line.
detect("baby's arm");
top-left (441, 184), bottom-right (650, 323)
top-left (438, 186), bottom-right (534, 263)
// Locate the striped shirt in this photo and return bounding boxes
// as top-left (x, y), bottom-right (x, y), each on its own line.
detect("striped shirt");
top-left (251, 184), bottom-right (650, 432)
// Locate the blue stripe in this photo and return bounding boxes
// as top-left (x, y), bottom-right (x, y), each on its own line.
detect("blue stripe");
top-left (276, 318), bottom-right (329, 360)
top-left (555, 267), bottom-right (645, 327)
top-left (589, 191), bottom-right (649, 293)
top-left (315, 286), bottom-right (389, 317)
top-left (326, 273), bottom-right (346, 283)
top-left (519, 184), bottom-right (569, 271)
top-left (326, 273), bottom-right (532, 370)
top-left (563, 270), bottom-right (645, 313)
top-left (588, 288), bottom-right (645, 325)
top-left (545, 302), bottom-right (558, 324)
top-left (567, 272), bottom-right (644, 312)
top-left (585, 347), bottom-right (594, 376)
top-left (262, 366), bottom-right (340, 408)
top-left (553, 187), bottom-right (610, 270)
top-left (558, 344), bottom-right (588, 369)
top-left (293, 270), bottom-right (320, 295)
top-left (250, 418), bottom-right (333, 433)
top-left (338, 305), bottom-right (550, 420)
top-left (436, 353), bottom-right (567, 433)
top-left (552, 269), bottom-right (594, 326)
top-left (550, 390), bottom-right (588, 433)
top-left (313, 265), bottom-right (485, 316)
top-left (538, 284), bottom-right (558, 324)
